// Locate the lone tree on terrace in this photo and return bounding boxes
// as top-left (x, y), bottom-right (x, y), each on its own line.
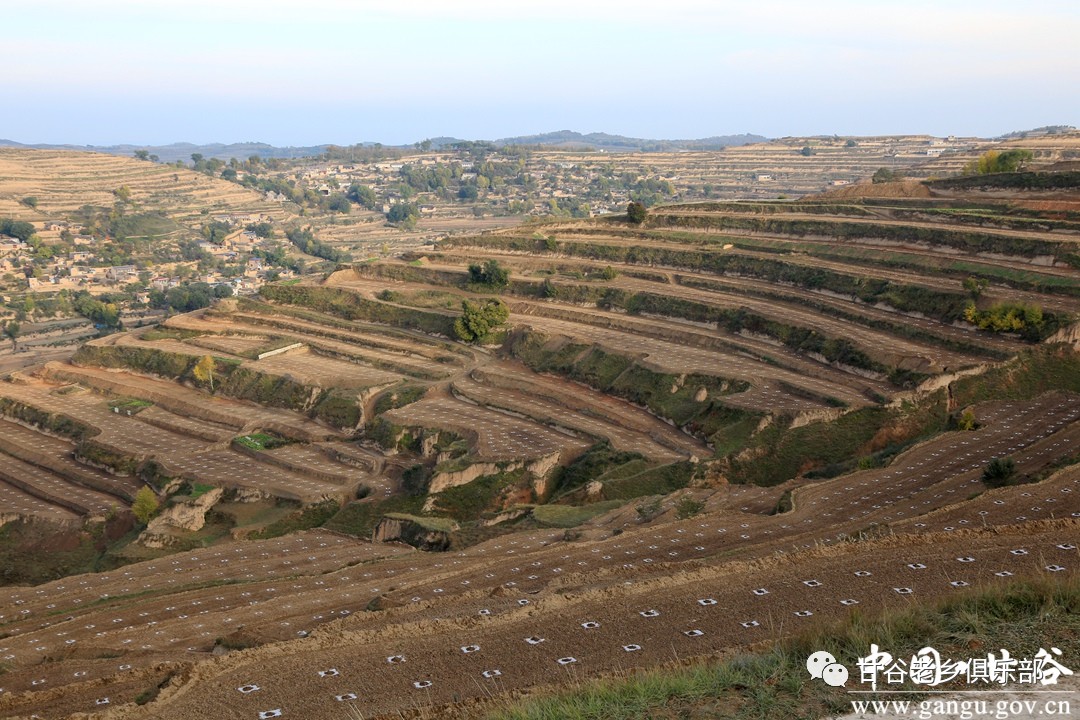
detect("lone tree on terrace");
top-left (2, 320), bottom-right (20, 351)
top-left (467, 259), bottom-right (510, 289)
top-left (132, 486), bottom-right (160, 524)
top-left (192, 355), bottom-right (216, 391)
top-left (627, 201), bottom-right (647, 224)
top-left (453, 299), bottom-right (509, 343)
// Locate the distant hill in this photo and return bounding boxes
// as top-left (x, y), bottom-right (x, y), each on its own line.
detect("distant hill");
top-left (0, 140), bottom-right (329, 163)
top-left (0, 130), bottom-right (769, 161)
top-left (495, 130), bottom-right (768, 151)
top-left (996, 125), bottom-right (1076, 140)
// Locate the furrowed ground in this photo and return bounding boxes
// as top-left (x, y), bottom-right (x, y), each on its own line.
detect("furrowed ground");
top-left (0, 170), bottom-right (1078, 719)
top-left (0, 149), bottom-right (284, 223)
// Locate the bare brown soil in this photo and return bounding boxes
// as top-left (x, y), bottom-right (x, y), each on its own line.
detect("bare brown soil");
top-left (0, 390), bottom-right (1075, 719)
top-left (808, 180), bottom-right (933, 201)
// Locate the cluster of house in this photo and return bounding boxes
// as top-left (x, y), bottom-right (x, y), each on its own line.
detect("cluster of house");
top-left (3, 213), bottom-right (285, 299)
top-left (287, 156), bottom-right (641, 217)
top-left (0, 236), bottom-right (28, 276)
top-left (21, 253), bottom-right (281, 294)
top-left (195, 228), bottom-right (260, 259)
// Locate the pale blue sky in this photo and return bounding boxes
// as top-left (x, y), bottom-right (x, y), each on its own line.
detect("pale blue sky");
top-left (5, 0), bottom-right (1078, 145)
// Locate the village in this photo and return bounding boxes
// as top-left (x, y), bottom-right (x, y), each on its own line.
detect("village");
top-left (0, 133), bottom-right (991, 356)
top-left (1, 213), bottom-right (290, 298)
top-left (260, 133), bottom-right (979, 222)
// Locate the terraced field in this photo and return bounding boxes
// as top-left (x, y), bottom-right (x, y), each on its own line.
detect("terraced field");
top-left (528, 136), bottom-right (994, 200)
top-left (0, 373), bottom-right (362, 505)
top-left (0, 386), bottom-right (1075, 717)
top-left (384, 394), bottom-right (589, 463)
top-left (0, 175), bottom-right (1078, 719)
top-left (0, 148), bottom-right (285, 225)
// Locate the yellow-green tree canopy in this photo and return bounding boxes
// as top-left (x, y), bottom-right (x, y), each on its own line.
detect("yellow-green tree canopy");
top-left (192, 355), bottom-right (215, 391)
top-left (132, 486), bottom-right (159, 524)
top-left (963, 149), bottom-right (1034, 175)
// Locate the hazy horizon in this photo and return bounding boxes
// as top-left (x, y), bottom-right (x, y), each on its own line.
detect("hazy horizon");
top-left (6, 0), bottom-right (1079, 146)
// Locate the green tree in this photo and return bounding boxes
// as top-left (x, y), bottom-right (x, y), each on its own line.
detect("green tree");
top-left (467, 259), bottom-right (509, 289)
top-left (453, 299), bottom-right (509, 343)
top-left (202, 220), bottom-right (232, 244)
top-left (872, 167), bottom-right (903, 184)
top-left (963, 276), bottom-right (989, 299)
top-left (386, 202), bottom-right (419, 229)
top-left (133, 150), bottom-right (150, 161)
top-left (132, 486), bottom-right (160, 524)
top-left (192, 355), bottom-right (216, 391)
top-left (627, 201), bottom-right (647, 224)
top-left (246, 222), bottom-right (274, 238)
top-left (0, 218), bottom-right (38, 242)
top-left (346, 183), bottom-right (377, 209)
top-left (675, 497), bottom-right (705, 519)
top-left (326, 193), bottom-right (352, 214)
top-left (20, 196), bottom-right (38, 209)
top-left (964, 149), bottom-right (1035, 175)
top-left (982, 457), bottom-right (1016, 487)
top-left (114, 185), bottom-right (132, 202)
top-left (2, 320), bottom-right (19, 350)
top-left (957, 409), bottom-right (977, 431)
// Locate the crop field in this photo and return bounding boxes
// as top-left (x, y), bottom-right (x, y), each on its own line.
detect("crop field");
top-left (162, 307), bottom-right (467, 380)
top-left (383, 394), bottom-right (590, 462)
top-left (326, 271), bottom-right (883, 413)
top-left (0, 402), bottom-right (1075, 718)
top-left (0, 148), bottom-right (285, 225)
top-left (252, 349), bottom-right (401, 390)
top-left (38, 362), bottom-right (337, 439)
top-left (453, 362), bottom-right (705, 461)
top-left (0, 375), bottom-right (364, 506)
top-left (94, 329), bottom-right (406, 393)
top-left (520, 138), bottom-right (996, 202)
top-left (0, 163), bottom-right (1079, 719)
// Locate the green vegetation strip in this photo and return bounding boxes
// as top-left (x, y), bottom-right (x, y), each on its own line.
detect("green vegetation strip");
top-left (233, 432), bottom-right (287, 451)
top-left (382, 512), bottom-right (457, 532)
top-left (521, 224), bottom-right (1080, 297)
top-left (647, 211), bottom-right (1071, 261)
top-left (928, 170), bottom-right (1080, 191)
top-left (531, 501), bottom-right (622, 528)
top-left (259, 284), bottom-right (456, 336)
top-left (71, 344), bottom-right (358, 429)
top-left (486, 576), bottom-right (1079, 720)
top-left (443, 232), bottom-right (1071, 334)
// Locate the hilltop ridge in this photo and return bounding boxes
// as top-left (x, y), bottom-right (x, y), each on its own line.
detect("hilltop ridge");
top-left (0, 131), bottom-right (770, 161)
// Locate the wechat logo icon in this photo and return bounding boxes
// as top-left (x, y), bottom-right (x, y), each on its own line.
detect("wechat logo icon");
top-left (807, 650), bottom-right (849, 687)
